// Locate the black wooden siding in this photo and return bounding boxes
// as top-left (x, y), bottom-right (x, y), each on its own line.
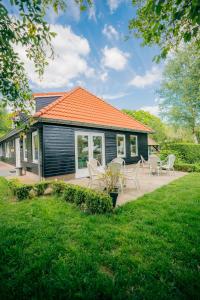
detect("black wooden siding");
top-left (43, 123), bottom-right (148, 178)
top-left (35, 96), bottom-right (60, 112)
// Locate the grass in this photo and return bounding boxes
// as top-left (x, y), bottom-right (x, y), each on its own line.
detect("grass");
top-left (0, 174), bottom-right (200, 299)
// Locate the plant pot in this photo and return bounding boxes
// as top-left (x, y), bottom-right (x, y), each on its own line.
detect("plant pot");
top-left (109, 192), bottom-right (118, 208)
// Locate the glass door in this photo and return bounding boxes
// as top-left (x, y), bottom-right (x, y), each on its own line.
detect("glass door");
top-left (75, 132), bottom-right (105, 178)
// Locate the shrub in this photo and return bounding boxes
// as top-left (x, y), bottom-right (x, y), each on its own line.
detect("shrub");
top-left (74, 186), bottom-right (89, 206)
top-left (175, 162), bottom-right (200, 173)
top-left (62, 184), bottom-right (77, 202)
top-left (159, 149), bottom-right (182, 162)
top-left (34, 181), bottom-right (49, 196)
top-left (7, 178), bottom-right (21, 195)
top-left (15, 185), bottom-right (33, 201)
top-left (85, 190), bottom-right (113, 214)
top-left (163, 143), bottom-right (200, 164)
top-left (52, 180), bottom-right (66, 196)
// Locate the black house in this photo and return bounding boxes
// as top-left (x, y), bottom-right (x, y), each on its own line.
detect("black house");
top-left (0, 87), bottom-right (152, 179)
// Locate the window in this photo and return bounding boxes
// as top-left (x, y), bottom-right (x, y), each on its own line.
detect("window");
top-left (0, 144), bottom-right (2, 157)
top-left (130, 135), bottom-right (138, 157)
top-left (117, 134), bottom-right (126, 157)
top-left (23, 135), bottom-right (28, 161)
top-left (32, 131), bottom-right (39, 163)
top-left (5, 142), bottom-right (10, 158)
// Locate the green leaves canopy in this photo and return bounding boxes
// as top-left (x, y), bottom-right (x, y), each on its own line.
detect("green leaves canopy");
top-left (129, 0), bottom-right (200, 61)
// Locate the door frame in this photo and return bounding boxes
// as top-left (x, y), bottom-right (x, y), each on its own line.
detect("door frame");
top-left (15, 137), bottom-right (21, 168)
top-left (75, 131), bottom-right (105, 178)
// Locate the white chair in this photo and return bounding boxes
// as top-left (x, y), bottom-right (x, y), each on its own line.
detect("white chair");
top-left (124, 160), bottom-right (141, 190)
top-left (140, 155), bottom-right (149, 168)
top-left (111, 157), bottom-right (125, 170)
top-left (161, 154), bottom-right (176, 175)
top-left (87, 159), bottom-right (105, 189)
top-left (149, 155), bottom-right (161, 176)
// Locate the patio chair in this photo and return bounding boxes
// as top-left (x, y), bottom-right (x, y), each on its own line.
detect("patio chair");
top-left (149, 155), bottom-right (161, 176)
top-left (87, 160), bottom-right (105, 189)
top-left (140, 155), bottom-right (149, 168)
top-left (108, 162), bottom-right (124, 192)
top-left (161, 154), bottom-right (176, 175)
top-left (123, 160), bottom-right (141, 190)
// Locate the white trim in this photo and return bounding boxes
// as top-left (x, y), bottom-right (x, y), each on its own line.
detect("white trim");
top-left (116, 134), bottom-right (126, 158)
top-left (5, 142), bottom-right (10, 158)
top-left (23, 135), bottom-right (28, 161)
top-left (130, 135), bottom-right (138, 157)
top-left (15, 138), bottom-right (21, 167)
top-left (75, 131), bottom-right (105, 178)
top-left (32, 131), bottom-right (39, 163)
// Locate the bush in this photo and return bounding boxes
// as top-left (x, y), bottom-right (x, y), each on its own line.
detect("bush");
top-left (159, 149), bottom-right (182, 162)
top-left (85, 191), bottom-right (113, 214)
top-left (62, 184), bottom-right (77, 202)
top-left (52, 180), bottom-right (66, 196)
top-left (15, 185), bottom-right (33, 201)
top-left (74, 186), bottom-right (89, 206)
top-left (34, 181), bottom-right (49, 196)
top-left (7, 178), bottom-right (21, 195)
top-left (163, 143), bottom-right (200, 164)
top-left (175, 162), bottom-right (200, 173)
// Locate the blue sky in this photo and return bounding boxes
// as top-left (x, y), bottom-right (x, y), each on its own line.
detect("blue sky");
top-left (14, 0), bottom-right (163, 114)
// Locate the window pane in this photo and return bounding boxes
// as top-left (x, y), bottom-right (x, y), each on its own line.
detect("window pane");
top-left (130, 136), bottom-right (137, 156)
top-left (93, 136), bottom-right (103, 164)
top-left (34, 134), bottom-right (39, 161)
top-left (77, 135), bottom-right (89, 169)
top-left (24, 137), bottom-right (28, 159)
top-left (117, 135), bottom-right (125, 156)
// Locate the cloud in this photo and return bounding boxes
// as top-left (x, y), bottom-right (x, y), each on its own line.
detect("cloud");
top-left (102, 92), bottom-right (129, 100)
top-left (129, 66), bottom-right (162, 88)
top-left (107, 0), bottom-right (123, 12)
top-left (99, 71), bottom-right (108, 82)
top-left (102, 46), bottom-right (129, 71)
top-left (16, 24), bottom-right (94, 88)
top-left (102, 24), bottom-right (119, 40)
top-left (140, 105), bottom-right (159, 116)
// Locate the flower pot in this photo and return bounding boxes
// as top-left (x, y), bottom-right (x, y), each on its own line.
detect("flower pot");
top-left (109, 192), bottom-right (118, 208)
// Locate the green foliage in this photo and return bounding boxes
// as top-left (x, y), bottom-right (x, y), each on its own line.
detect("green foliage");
top-left (0, 0), bottom-right (91, 111)
top-left (0, 106), bottom-right (12, 137)
top-left (7, 178), bottom-right (21, 195)
top-left (85, 190), bottom-right (113, 214)
top-left (62, 184), bottom-right (77, 203)
top-left (0, 174), bottom-right (200, 299)
top-left (15, 184), bottom-right (33, 201)
top-left (123, 109), bottom-right (167, 143)
top-left (163, 143), bottom-right (200, 164)
top-left (34, 181), bottom-right (49, 196)
top-left (129, 1), bottom-right (200, 61)
top-left (52, 180), bottom-right (66, 196)
top-left (159, 43), bottom-right (200, 143)
top-left (175, 162), bottom-right (200, 173)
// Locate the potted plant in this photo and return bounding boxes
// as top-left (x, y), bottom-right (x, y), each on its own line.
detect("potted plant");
top-left (101, 168), bottom-right (124, 207)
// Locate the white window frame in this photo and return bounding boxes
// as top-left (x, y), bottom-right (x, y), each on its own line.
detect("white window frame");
top-left (5, 142), bottom-right (10, 158)
top-left (130, 135), bottom-right (138, 157)
top-left (23, 135), bottom-right (28, 161)
top-left (116, 134), bottom-right (126, 158)
top-left (32, 131), bottom-right (39, 163)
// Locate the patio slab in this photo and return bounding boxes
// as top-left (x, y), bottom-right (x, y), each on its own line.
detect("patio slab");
top-left (68, 167), bottom-right (187, 206)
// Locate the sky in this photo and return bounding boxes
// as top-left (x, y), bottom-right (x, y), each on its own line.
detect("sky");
top-left (11, 0), bottom-right (164, 115)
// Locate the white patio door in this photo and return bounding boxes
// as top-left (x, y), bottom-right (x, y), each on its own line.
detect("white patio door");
top-left (75, 131), bottom-right (105, 178)
top-left (15, 138), bottom-right (21, 167)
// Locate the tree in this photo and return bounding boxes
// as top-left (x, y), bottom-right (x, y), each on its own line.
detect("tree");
top-left (0, 106), bottom-right (12, 137)
top-left (158, 43), bottom-right (200, 143)
top-left (129, 0), bottom-right (200, 61)
top-left (123, 109), bottom-right (167, 143)
top-left (0, 0), bottom-right (91, 112)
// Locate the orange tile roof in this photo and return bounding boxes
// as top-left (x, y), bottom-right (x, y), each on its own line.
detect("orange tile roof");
top-left (34, 87), bottom-right (152, 133)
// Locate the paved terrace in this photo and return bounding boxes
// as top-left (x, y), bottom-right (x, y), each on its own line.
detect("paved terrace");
top-left (0, 161), bottom-right (187, 206)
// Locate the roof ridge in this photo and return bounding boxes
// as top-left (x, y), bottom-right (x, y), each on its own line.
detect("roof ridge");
top-left (34, 87), bottom-right (79, 117)
top-left (79, 87), bottom-right (153, 132)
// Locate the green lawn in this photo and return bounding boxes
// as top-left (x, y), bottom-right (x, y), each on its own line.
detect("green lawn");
top-left (0, 174), bottom-right (200, 300)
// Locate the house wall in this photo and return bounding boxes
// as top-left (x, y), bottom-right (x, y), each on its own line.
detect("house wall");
top-left (0, 127), bottom-right (43, 176)
top-left (42, 123), bottom-right (148, 178)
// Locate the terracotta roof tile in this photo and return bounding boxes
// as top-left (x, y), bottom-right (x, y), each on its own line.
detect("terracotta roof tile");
top-left (34, 87), bottom-right (152, 133)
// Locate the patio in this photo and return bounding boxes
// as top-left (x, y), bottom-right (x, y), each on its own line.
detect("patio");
top-left (0, 161), bottom-right (186, 206)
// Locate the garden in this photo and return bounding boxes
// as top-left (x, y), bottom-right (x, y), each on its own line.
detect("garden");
top-left (0, 173), bottom-right (200, 299)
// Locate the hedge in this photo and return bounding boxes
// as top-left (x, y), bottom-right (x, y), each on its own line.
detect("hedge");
top-left (7, 179), bottom-right (113, 214)
top-left (175, 162), bottom-right (200, 173)
top-left (163, 143), bottom-right (200, 164)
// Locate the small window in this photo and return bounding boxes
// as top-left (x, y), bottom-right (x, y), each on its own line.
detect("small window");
top-left (0, 144), bottom-right (2, 157)
top-left (130, 135), bottom-right (138, 157)
top-left (23, 135), bottom-right (28, 161)
top-left (32, 131), bottom-right (39, 163)
top-left (117, 134), bottom-right (126, 158)
top-left (5, 142), bottom-right (10, 158)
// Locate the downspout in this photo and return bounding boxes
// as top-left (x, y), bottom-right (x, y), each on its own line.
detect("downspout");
top-left (37, 128), bottom-right (41, 181)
